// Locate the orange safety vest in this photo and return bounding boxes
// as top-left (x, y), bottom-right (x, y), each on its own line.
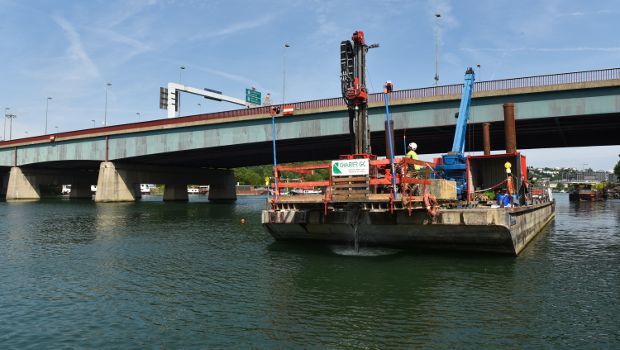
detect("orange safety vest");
top-left (507, 175), bottom-right (514, 196)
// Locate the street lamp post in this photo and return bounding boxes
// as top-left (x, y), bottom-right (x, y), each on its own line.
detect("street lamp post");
top-left (6, 113), bottom-right (16, 140)
top-left (179, 66), bottom-right (185, 84)
top-left (136, 112), bottom-right (141, 121)
top-left (91, 119), bottom-right (96, 128)
top-left (197, 103), bottom-right (202, 113)
top-left (3, 107), bottom-right (9, 140)
top-left (283, 43), bottom-right (290, 105)
top-left (434, 13), bottom-right (441, 86)
top-left (104, 82), bottom-right (112, 126)
top-left (178, 66), bottom-right (185, 117)
top-left (45, 96), bottom-right (52, 134)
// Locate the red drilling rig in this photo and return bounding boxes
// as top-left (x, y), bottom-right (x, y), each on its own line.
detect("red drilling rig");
top-left (340, 31), bottom-right (378, 154)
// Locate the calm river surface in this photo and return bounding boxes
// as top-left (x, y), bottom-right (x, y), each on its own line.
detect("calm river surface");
top-left (0, 193), bottom-right (618, 349)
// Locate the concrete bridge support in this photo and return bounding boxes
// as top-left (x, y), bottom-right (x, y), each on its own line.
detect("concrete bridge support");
top-left (5, 167), bottom-right (41, 200)
top-left (70, 182), bottom-right (94, 199)
top-left (133, 184), bottom-right (143, 200)
top-left (0, 169), bottom-right (9, 200)
top-left (94, 161), bottom-right (236, 203)
top-left (208, 169), bottom-right (237, 201)
top-left (3, 166), bottom-right (99, 201)
top-left (95, 162), bottom-right (140, 202)
top-left (163, 184), bottom-right (188, 201)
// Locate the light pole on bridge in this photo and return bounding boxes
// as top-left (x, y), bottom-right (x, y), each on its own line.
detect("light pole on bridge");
top-left (91, 119), bottom-right (96, 128)
top-left (104, 82), bottom-right (112, 126)
top-left (282, 43), bottom-right (290, 105)
top-left (178, 66), bottom-right (185, 117)
top-left (3, 107), bottom-right (9, 141)
top-left (6, 113), bottom-right (16, 141)
top-left (434, 13), bottom-right (441, 87)
top-left (45, 96), bottom-right (52, 134)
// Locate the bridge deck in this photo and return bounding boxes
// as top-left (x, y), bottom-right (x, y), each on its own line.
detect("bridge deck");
top-left (1, 67), bottom-right (618, 149)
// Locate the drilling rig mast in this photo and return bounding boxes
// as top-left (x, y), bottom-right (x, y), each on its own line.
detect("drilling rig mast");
top-left (340, 31), bottom-right (377, 154)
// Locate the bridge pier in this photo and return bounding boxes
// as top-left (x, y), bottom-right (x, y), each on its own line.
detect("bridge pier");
top-left (208, 170), bottom-right (237, 202)
top-left (1, 168), bottom-right (11, 200)
top-left (134, 184), bottom-right (143, 200)
top-left (5, 167), bottom-right (41, 201)
top-left (94, 161), bottom-right (235, 203)
top-left (70, 182), bottom-right (94, 199)
top-left (95, 162), bottom-right (139, 202)
top-left (163, 183), bottom-right (188, 201)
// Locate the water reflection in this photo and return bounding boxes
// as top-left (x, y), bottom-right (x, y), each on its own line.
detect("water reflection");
top-left (0, 194), bottom-right (618, 348)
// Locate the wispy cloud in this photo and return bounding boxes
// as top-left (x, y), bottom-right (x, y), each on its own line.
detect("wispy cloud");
top-left (52, 14), bottom-right (99, 80)
top-left (556, 9), bottom-right (614, 17)
top-left (189, 14), bottom-right (275, 41)
top-left (88, 27), bottom-right (152, 60)
top-left (189, 64), bottom-right (270, 94)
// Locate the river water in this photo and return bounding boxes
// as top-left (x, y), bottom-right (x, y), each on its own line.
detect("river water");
top-left (0, 193), bottom-right (618, 348)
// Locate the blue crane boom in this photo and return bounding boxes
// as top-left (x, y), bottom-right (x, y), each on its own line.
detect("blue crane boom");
top-left (436, 67), bottom-right (476, 200)
top-left (451, 67), bottom-right (476, 153)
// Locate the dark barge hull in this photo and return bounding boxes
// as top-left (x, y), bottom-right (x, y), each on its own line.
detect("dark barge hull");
top-left (262, 201), bottom-right (555, 255)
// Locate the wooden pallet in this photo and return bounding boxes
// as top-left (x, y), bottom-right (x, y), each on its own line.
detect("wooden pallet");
top-left (331, 175), bottom-right (370, 201)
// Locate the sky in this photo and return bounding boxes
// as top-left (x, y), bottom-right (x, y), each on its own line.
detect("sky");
top-left (0, 0), bottom-right (618, 170)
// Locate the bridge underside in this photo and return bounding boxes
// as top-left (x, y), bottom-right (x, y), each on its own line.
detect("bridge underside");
top-left (119, 112), bottom-right (619, 168)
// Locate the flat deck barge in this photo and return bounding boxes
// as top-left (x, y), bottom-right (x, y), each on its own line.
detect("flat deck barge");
top-left (263, 195), bottom-right (555, 255)
top-left (261, 153), bottom-right (556, 256)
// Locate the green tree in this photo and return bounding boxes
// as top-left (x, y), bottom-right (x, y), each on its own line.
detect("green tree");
top-left (614, 160), bottom-right (620, 178)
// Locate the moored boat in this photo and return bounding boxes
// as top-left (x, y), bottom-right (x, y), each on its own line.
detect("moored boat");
top-left (569, 183), bottom-right (605, 201)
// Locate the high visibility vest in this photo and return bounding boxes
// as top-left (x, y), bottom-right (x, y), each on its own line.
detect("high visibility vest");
top-left (406, 150), bottom-right (421, 170)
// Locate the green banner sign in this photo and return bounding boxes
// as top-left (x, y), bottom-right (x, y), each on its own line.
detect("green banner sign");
top-left (331, 159), bottom-right (369, 176)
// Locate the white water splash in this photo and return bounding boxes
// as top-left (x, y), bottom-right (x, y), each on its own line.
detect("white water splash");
top-left (330, 245), bottom-right (402, 257)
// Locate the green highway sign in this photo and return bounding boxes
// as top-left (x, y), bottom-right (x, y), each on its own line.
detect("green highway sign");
top-left (245, 88), bottom-right (261, 105)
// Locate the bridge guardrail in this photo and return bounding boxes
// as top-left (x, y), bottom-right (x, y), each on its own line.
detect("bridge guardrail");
top-left (1, 68), bottom-right (618, 147)
top-left (198, 68), bottom-right (620, 120)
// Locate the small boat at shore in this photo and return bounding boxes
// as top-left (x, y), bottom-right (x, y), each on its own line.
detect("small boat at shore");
top-left (569, 183), bottom-right (606, 201)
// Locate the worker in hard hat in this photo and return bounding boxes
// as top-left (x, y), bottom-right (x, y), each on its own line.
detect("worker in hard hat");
top-left (405, 142), bottom-right (422, 195)
top-left (406, 142), bottom-right (421, 171)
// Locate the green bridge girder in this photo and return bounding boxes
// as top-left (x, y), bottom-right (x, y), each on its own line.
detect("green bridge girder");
top-left (1, 84), bottom-right (619, 169)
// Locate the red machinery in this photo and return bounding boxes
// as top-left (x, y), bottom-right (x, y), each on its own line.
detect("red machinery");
top-left (340, 31), bottom-right (378, 154)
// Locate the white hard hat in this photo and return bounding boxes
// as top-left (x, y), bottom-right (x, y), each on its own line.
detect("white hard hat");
top-left (408, 142), bottom-right (417, 150)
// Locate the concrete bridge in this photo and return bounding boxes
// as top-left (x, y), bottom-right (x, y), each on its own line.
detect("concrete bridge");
top-left (1, 68), bottom-right (619, 202)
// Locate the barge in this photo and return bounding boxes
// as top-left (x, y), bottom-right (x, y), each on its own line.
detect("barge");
top-left (261, 31), bottom-right (555, 255)
top-left (262, 153), bottom-right (555, 255)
